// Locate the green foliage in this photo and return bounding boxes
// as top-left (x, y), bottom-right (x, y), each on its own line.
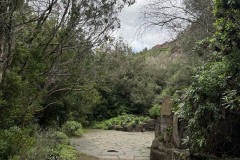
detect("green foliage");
top-left (0, 0), bottom-right (136, 129)
top-left (177, 0), bottom-right (240, 156)
top-left (58, 145), bottom-right (78, 160)
top-left (0, 126), bottom-right (35, 159)
top-left (93, 114), bottom-right (150, 130)
top-left (137, 46), bottom-right (172, 57)
top-left (166, 126), bottom-right (173, 136)
top-left (0, 126), bottom-right (74, 160)
top-left (158, 134), bottom-right (164, 141)
top-left (94, 40), bottom-right (197, 119)
top-left (9, 128), bottom-right (84, 160)
top-left (61, 121), bottom-right (83, 137)
top-left (149, 104), bottom-right (162, 118)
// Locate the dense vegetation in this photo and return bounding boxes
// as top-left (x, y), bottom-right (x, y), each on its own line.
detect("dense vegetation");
top-left (93, 114), bottom-right (150, 130)
top-left (0, 0), bottom-right (136, 159)
top-left (177, 0), bottom-right (240, 157)
top-left (0, 0), bottom-right (240, 159)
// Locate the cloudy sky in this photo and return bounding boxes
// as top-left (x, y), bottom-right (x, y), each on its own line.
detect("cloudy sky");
top-left (114, 0), bottom-right (174, 52)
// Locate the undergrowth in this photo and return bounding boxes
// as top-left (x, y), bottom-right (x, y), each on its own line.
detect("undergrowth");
top-left (93, 114), bottom-right (150, 130)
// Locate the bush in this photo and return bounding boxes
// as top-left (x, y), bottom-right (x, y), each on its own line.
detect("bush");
top-left (58, 144), bottom-right (78, 160)
top-left (55, 131), bottom-right (68, 142)
top-left (61, 121), bottom-right (83, 137)
top-left (0, 126), bottom-right (35, 159)
top-left (10, 128), bottom-right (79, 160)
top-left (149, 104), bottom-right (162, 118)
top-left (93, 114), bottom-right (150, 129)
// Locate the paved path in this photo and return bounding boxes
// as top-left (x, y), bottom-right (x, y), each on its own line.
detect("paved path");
top-left (70, 129), bottom-right (154, 160)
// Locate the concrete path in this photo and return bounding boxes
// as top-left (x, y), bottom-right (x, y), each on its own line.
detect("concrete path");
top-left (70, 129), bottom-right (154, 160)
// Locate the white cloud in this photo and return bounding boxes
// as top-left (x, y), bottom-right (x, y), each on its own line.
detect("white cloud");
top-left (115, 0), bottom-right (174, 52)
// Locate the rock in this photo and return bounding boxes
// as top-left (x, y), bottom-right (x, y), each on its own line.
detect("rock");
top-left (150, 149), bottom-right (167, 160)
top-left (155, 116), bottom-right (173, 138)
top-left (112, 118), bottom-right (155, 132)
top-left (167, 149), bottom-right (191, 160)
top-left (143, 119), bottom-right (155, 132)
top-left (116, 127), bottom-right (123, 131)
top-left (152, 41), bottom-right (171, 50)
top-left (134, 124), bottom-right (143, 132)
top-left (164, 134), bottom-right (171, 143)
top-left (123, 125), bottom-right (133, 132)
top-left (155, 117), bottom-right (161, 137)
top-left (150, 138), bottom-right (190, 160)
top-left (173, 113), bottom-right (181, 148)
top-left (162, 96), bottom-right (173, 116)
top-left (160, 116), bottom-right (173, 135)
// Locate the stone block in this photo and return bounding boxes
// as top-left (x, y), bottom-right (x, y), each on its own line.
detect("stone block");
top-left (173, 113), bottom-right (181, 148)
top-left (162, 96), bottom-right (173, 116)
top-left (159, 116), bottom-right (173, 135)
top-left (155, 116), bottom-right (173, 137)
top-left (150, 139), bottom-right (167, 160)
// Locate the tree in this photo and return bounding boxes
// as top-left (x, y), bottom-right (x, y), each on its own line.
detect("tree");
top-left (139, 0), bottom-right (216, 54)
top-left (178, 0), bottom-right (240, 156)
top-left (140, 0), bottom-right (215, 33)
top-left (0, 0), bottom-right (135, 128)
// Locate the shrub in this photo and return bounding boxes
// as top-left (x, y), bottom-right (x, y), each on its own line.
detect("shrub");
top-left (61, 121), bottom-right (83, 137)
top-left (58, 144), bottom-right (78, 160)
top-left (166, 126), bottom-right (172, 136)
top-left (93, 114), bottom-right (150, 129)
top-left (158, 134), bottom-right (164, 141)
top-left (0, 126), bottom-right (35, 159)
top-left (149, 104), bottom-right (162, 118)
top-left (10, 128), bottom-right (79, 160)
top-left (55, 131), bottom-right (68, 142)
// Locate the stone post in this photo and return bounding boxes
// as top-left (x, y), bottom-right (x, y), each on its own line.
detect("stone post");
top-left (161, 96), bottom-right (173, 116)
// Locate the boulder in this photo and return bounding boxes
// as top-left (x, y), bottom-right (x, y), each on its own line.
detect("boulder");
top-left (150, 149), bottom-right (167, 160)
top-left (123, 125), bottom-right (133, 132)
top-left (150, 138), bottom-right (190, 160)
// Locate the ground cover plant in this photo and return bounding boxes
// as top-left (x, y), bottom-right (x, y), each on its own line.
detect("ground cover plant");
top-left (93, 114), bottom-right (150, 130)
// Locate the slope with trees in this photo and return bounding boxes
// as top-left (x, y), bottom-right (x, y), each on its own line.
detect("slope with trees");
top-left (0, 0), bottom-right (135, 159)
top-left (1, 0), bottom-right (240, 159)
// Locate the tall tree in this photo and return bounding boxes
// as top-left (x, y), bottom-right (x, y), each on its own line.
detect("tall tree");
top-left (140, 0), bottom-right (215, 33)
top-left (178, 0), bottom-right (240, 156)
top-left (0, 0), bottom-right (135, 128)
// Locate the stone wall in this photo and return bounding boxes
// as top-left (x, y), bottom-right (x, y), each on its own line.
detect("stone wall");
top-left (150, 95), bottom-right (240, 160)
top-left (150, 96), bottom-right (189, 160)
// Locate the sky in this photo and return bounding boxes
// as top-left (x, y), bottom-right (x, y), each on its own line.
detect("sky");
top-left (114, 0), bottom-right (174, 52)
